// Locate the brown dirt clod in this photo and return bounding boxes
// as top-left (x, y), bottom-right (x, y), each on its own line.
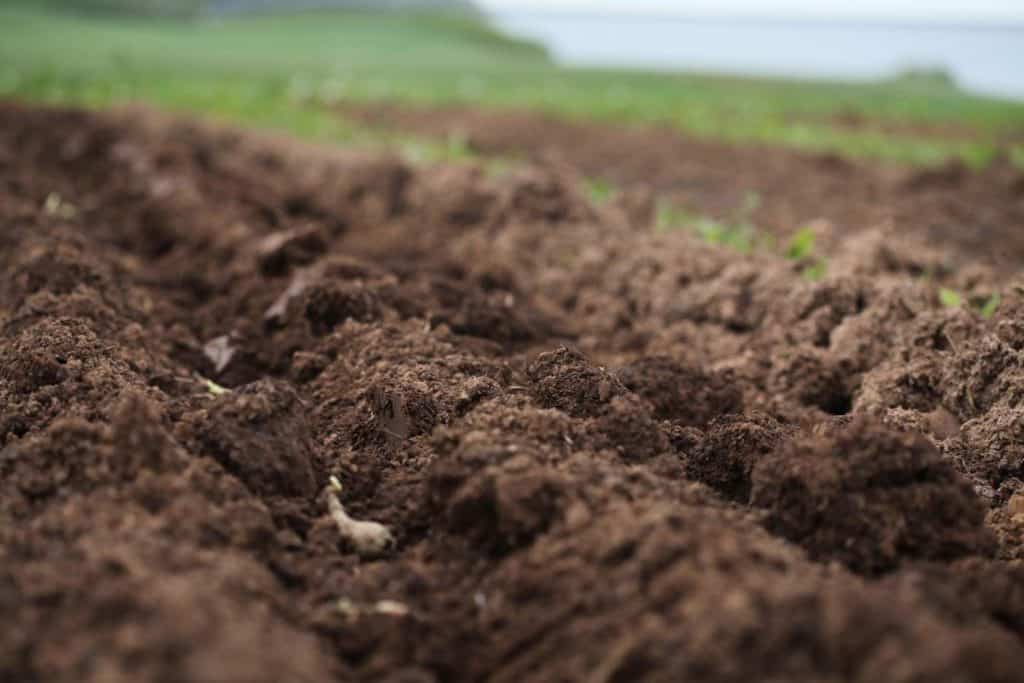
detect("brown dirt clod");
top-left (751, 416), bottom-right (995, 575)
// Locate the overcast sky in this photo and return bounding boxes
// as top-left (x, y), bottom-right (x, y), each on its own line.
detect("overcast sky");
top-left (478, 0), bottom-right (1024, 22)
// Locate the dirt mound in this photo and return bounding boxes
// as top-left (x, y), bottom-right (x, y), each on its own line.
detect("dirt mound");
top-left (687, 411), bottom-right (794, 502)
top-left (751, 417), bottom-right (994, 574)
top-left (617, 355), bottom-right (743, 425)
top-left (2, 100), bottom-right (1024, 681)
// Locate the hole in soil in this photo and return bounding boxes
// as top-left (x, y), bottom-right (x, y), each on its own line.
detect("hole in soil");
top-left (931, 329), bottom-right (951, 351)
top-left (818, 389), bottom-right (853, 416)
top-left (284, 195), bottom-right (314, 217)
top-left (6, 420), bottom-right (29, 438)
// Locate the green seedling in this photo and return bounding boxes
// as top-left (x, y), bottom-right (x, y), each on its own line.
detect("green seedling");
top-left (656, 201), bottom-right (758, 253)
top-left (695, 216), bottom-right (755, 253)
top-left (801, 260), bottom-right (828, 281)
top-left (939, 288), bottom-right (963, 308)
top-left (786, 226), bottom-right (817, 260)
top-left (201, 376), bottom-right (230, 395)
top-left (938, 288), bottom-right (1002, 319)
top-left (978, 293), bottom-right (1001, 319)
top-left (584, 177), bottom-right (615, 204)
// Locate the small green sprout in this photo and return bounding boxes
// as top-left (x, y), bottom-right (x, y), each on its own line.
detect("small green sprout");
top-left (785, 227), bottom-right (817, 260)
top-left (801, 260), bottom-right (828, 281)
top-left (939, 288), bottom-right (963, 308)
top-left (939, 289), bottom-right (1001, 318)
top-left (201, 377), bottom-right (230, 396)
top-left (655, 201), bottom-right (756, 252)
top-left (584, 177), bottom-right (615, 204)
top-left (978, 293), bottom-right (1001, 319)
top-left (694, 215), bottom-right (755, 253)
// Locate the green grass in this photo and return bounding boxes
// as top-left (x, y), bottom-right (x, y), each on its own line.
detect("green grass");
top-left (2, 5), bottom-right (1023, 165)
top-left (0, 6), bottom-right (548, 147)
top-left (656, 199), bottom-right (831, 280)
top-left (655, 194), bottom-right (767, 253)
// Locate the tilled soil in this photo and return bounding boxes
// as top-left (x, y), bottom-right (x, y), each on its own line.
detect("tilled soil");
top-left (342, 101), bottom-right (1024, 276)
top-left (3, 100), bottom-right (1024, 682)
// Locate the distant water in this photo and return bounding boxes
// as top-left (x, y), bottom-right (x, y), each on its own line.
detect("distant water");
top-left (490, 11), bottom-right (1024, 100)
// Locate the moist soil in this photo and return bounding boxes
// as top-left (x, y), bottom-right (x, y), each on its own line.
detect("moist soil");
top-left (342, 101), bottom-right (1024, 276)
top-left (3, 99), bottom-right (1024, 682)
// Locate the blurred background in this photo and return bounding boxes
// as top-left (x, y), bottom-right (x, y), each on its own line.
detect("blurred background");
top-left (491, 1), bottom-right (1023, 98)
top-left (2, 0), bottom-right (1022, 166)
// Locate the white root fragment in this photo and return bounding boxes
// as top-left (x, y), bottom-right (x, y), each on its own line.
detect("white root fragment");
top-left (373, 600), bottom-right (410, 617)
top-left (325, 485), bottom-right (395, 557)
top-left (336, 597), bottom-right (410, 619)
